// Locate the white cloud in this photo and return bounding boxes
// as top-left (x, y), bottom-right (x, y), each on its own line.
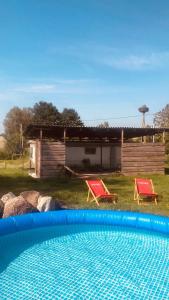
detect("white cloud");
top-left (102, 52), bottom-right (169, 70)
top-left (14, 84), bottom-right (57, 93)
top-left (0, 77), bottom-right (137, 104)
top-left (13, 79), bottom-right (96, 94)
top-left (49, 43), bottom-right (169, 71)
top-left (12, 83), bottom-right (93, 95)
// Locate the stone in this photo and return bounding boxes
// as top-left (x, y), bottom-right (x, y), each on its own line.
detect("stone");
top-left (1, 192), bottom-right (16, 204)
top-left (37, 196), bottom-right (61, 212)
top-left (20, 191), bottom-right (40, 208)
top-left (0, 200), bottom-right (4, 218)
top-left (3, 195), bottom-right (38, 218)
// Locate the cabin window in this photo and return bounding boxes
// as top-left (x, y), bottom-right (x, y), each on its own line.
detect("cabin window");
top-left (85, 147), bottom-right (96, 155)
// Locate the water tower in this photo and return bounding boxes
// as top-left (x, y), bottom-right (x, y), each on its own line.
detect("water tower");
top-left (138, 105), bottom-right (149, 127)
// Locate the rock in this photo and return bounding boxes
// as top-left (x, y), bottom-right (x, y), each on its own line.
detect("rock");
top-left (20, 191), bottom-right (40, 208)
top-left (1, 192), bottom-right (16, 204)
top-left (3, 196), bottom-right (38, 218)
top-left (0, 200), bottom-right (4, 218)
top-left (37, 196), bottom-right (61, 212)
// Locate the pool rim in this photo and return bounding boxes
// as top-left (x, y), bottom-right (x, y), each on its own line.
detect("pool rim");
top-left (0, 210), bottom-right (169, 237)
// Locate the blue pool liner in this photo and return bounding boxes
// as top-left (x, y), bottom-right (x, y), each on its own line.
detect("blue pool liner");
top-left (0, 210), bottom-right (169, 237)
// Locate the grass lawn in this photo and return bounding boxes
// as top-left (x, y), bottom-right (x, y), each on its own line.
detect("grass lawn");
top-left (0, 168), bottom-right (169, 217)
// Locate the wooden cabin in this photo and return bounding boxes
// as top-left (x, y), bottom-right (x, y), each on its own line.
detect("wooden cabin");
top-left (25, 124), bottom-right (168, 178)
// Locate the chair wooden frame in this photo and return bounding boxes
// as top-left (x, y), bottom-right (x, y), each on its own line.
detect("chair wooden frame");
top-left (134, 178), bottom-right (158, 205)
top-left (86, 179), bottom-right (117, 206)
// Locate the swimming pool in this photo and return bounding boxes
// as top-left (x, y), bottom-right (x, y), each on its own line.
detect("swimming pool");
top-left (0, 210), bottom-right (169, 299)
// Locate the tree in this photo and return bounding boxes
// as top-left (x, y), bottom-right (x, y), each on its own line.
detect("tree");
top-left (32, 101), bottom-right (61, 124)
top-left (61, 108), bottom-right (83, 126)
top-left (154, 104), bottom-right (169, 127)
top-left (154, 104), bottom-right (169, 154)
top-left (3, 107), bottom-right (33, 156)
top-left (98, 121), bottom-right (109, 128)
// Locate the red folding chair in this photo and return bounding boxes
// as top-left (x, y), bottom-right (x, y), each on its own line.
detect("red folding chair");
top-left (134, 178), bottom-right (158, 205)
top-left (86, 179), bottom-right (117, 206)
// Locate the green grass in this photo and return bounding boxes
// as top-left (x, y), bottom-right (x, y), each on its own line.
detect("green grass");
top-left (0, 159), bottom-right (29, 169)
top-left (0, 168), bottom-right (169, 217)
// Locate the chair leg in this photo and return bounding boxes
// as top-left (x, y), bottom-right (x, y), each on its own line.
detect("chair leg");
top-left (134, 188), bottom-right (137, 201)
top-left (87, 190), bottom-right (90, 202)
top-left (95, 197), bottom-right (100, 206)
top-left (134, 189), bottom-right (140, 204)
top-left (113, 194), bottom-right (118, 204)
top-left (137, 195), bottom-right (141, 205)
top-left (154, 196), bottom-right (158, 205)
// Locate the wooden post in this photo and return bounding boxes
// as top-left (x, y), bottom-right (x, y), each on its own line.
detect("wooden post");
top-left (121, 129), bottom-right (124, 173)
top-left (110, 146), bottom-right (112, 169)
top-left (20, 123), bottom-right (24, 155)
top-left (63, 128), bottom-right (67, 167)
top-left (162, 131), bottom-right (165, 143)
top-left (35, 140), bottom-right (38, 177)
top-left (35, 139), bottom-right (42, 178)
top-left (121, 129), bottom-right (124, 145)
top-left (100, 145), bottom-right (102, 168)
top-left (39, 140), bottom-right (42, 178)
top-left (29, 160), bottom-right (31, 170)
top-left (153, 124), bottom-right (155, 143)
top-left (63, 128), bottom-right (66, 144)
top-left (40, 129), bottom-right (43, 140)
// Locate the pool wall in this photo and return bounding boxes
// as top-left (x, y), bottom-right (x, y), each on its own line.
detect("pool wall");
top-left (0, 210), bottom-right (169, 237)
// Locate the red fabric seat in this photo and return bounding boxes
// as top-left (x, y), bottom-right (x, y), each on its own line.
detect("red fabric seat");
top-left (134, 178), bottom-right (158, 205)
top-left (87, 180), bottom-right (109, 197)
top-left (139, 193), bottom-right (157, 197)
top-left (86, 179), bottom-right (117, 206)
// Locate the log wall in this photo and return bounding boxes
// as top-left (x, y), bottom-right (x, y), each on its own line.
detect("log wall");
top-left (37, 141), bottom-right (65, 178)
top-left (121, 143), bottom-right (165, 175)
top-left (35, 141), bottom-right (165, 177)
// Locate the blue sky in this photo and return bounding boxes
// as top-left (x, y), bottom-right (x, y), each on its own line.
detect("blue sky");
top-left (0, 0), bottom-right (169, 132)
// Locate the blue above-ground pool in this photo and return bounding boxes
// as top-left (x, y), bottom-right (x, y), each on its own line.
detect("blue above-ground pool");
top-left (0, 210), bottom-right (169, 300)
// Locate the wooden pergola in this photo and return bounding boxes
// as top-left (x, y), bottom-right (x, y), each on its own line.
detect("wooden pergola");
top-left (25, 124), bottom-right (169, 142)
top-left (25, 124), bottom-right (169, 177)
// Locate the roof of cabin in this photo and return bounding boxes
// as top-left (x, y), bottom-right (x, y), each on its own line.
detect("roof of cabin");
top-left (25, 124), bottom-right (169, 141)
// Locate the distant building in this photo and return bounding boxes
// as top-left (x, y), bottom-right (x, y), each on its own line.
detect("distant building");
top-left (0, 136), bottom-right (7, 150)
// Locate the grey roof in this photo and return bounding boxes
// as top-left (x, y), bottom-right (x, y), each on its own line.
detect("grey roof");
top-left (25, 124), bottom-right (169, 141)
